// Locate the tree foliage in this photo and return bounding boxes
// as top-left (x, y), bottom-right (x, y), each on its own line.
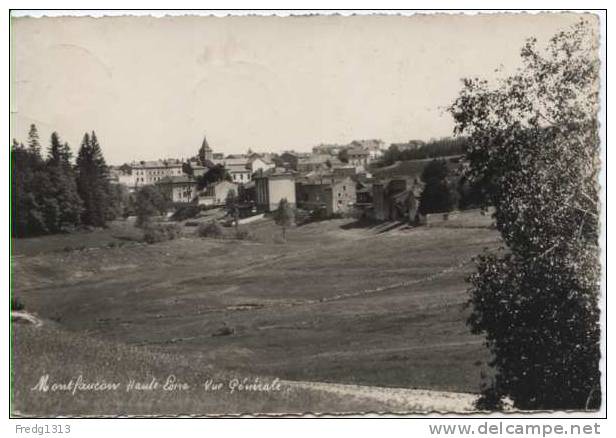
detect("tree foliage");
top-left (44, 132), bottom-right (83, 230)
top-left (11, 130), bottom-right (83, 236)
top-left (273, 198), bottom-right (294, 240)
top-left (376, 136), bottom-right (468, 167)
top-left (225, 189), bottom-right (239, 227)
top-left (418, 159), bottom-right (457, 214)
top-left (135, 185), bottom-right (168, 227)
top-left (449, 19), bottom-right (601, 410)
top-left (76, 131), bottom-right (113, 227)
top-left (196, 164), bottom-right (232, 190)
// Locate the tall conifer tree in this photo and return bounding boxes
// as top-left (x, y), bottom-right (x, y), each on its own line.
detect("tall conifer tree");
top-left (76, 131), bottom-right (112, 226)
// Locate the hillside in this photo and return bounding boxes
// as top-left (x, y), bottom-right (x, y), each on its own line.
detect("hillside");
top-left (12, 212), bottom-right (499, 415)
top-left (370, 156), bottom-right (462, 180)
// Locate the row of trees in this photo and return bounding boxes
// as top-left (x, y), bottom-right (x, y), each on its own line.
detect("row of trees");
top-left (376, 136), bottom-right (469, 167)
top-left (12, 124), bottom-right (121, 237)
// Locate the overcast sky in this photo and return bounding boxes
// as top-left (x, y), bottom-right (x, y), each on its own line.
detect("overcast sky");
top-left (11, 13), bottom-right (585, 164)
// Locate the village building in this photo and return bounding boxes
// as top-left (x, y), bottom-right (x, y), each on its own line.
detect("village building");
top-left (346, 147), bottom-right (371, 171)
top-left (296, 175), bottom-right (357, 216)
top-left (312, 143), bottom-right (345, 156)
top-left (253, 168), bottom-right (296, 212)
top-left (211, 154), bottom-right (275, 184)
top-left (197, 180), bottom-right (239, 206)
top-left (156, 175), bottom-right (198, 203)
top-left (372, 178), bottom-right (421, 222)
top-left (278, 152), bottom-right (300, 171)
top-left (199, 136), bottom-right (214, 162)
top-left (127, 159), bottom-right (185, 188)
top-left (297, 154), bottom-right (342, 173)
top-left (355, 180), bottom-right (374, 206)
top-left (348, 139), bottom-right (385, 161)
top-left (331, 165), bottom-right (357, 178)
top-left (248, 155), bottom-right (275, 174)
top-left (219, 157), bottom-right (252, 183)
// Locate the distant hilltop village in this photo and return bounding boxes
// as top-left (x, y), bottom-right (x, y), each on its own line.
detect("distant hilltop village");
top-left (108, 134), bottom-right (466, 224)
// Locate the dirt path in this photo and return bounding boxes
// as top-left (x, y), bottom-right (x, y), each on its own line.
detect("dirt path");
top-left (283, 379), bottom-right (478, 413)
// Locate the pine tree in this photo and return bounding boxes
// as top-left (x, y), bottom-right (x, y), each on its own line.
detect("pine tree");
top-left (47, 132), bottom-right (63, 166)
top-left (27, 124), bottom-right (41, 158)
top-left (76, 131), bottom-right (112, 227)
top-left (11, 137), bottom-right (47, 236)
top-left (60, 142), bottom-right (72, 167)
top-left (45, 133), bottom-right (83, 231)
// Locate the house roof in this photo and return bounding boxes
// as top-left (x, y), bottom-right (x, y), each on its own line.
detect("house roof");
top-left (156, 175), bottom-right (196, 185)
top-left (131, 159), bottom-right (183, 169)
top-left (253, 167), bottom-right (297, 179)
top-left (350, 139), bottom-right (385, 150)
top-left (347, 147), bottom-right (370, 156)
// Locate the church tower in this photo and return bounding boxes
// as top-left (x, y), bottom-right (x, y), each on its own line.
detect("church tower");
top-left (199, 135), bottom-right (213, 164)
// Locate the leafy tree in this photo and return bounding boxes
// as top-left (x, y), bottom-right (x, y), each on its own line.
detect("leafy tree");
top-left (337, 149), bottom-right (349, 163)
top-left (182, 161), bottom-right (194, 177)
top-left (225, 189), bottom-right (239, 228)
top-left (76, 131), bottom-right (112, 226)
top-left (418, 159), bottom-right (457, 214)
top-left (457, 175), bottom-right (488, 210)
top-left (196, 164), bottom-right (232, 190)
top-left (119, 163), bottom-right (132, 174)
top-left (108, 184), bottom-right (134, 220)
top-left (274, 198), bottom-right (294, 240)
top-left (135, 185), bottom-right (168, 227)
top-left (449, 20), bottom-right (601, 410)
top-left (376, 137), bottom-right (468, 167)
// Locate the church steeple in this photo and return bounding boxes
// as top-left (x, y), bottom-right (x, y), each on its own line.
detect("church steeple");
top-left (199, 135), bottom-right (213, 164)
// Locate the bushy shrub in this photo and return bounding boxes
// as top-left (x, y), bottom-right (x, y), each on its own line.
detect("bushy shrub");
top-left (135, 185), bottom-right (168, 227)
top-left (171, 204), bottom-right (202, 222)
top-left (197, 221), bottom-right (224, 238)
top-left (143, 223), bottom-right (181, 244)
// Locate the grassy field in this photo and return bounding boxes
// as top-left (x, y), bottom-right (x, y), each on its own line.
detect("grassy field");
top-left (12, 211), bottom-right (500, 415)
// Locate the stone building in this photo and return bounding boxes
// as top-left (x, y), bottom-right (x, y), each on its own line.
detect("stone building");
top-left (197, 180), bottom-right (239, 206)
top-left (372, 178), bottom-right (421, 222)
top-left (296, 175), bottom-right (356, 216)
top-left (156, 175), bottom-right (198, 203)
top-left (129, 159), bottom-right (185, 188)
top-left (253, 168), bottom-right (297, 212)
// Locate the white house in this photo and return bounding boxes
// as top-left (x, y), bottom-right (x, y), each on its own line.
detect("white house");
top-left (198, 181), bottom-right (239, 206)
top-left (128, 159), bottom-right (184, 188)
top-left (156, 175), bottom-right (198, 203)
